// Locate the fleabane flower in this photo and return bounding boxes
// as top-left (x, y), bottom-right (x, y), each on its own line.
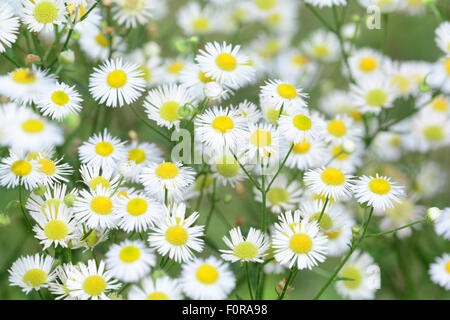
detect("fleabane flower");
top-left (220, 227), bottom-right (270, 263)
top-left (304, 167), bottom-right (354, 201)
top-left (112, 0), bottom-right (154, 28)
top-left (435, 21), bottom-right (450, 55)
top-left (348, 48), bottom-right (385, 79)
top-left (89, 58), bottom-right (146, 108)
top-left (278, 110), bottom-right (324, 144)
top-left (259, 79), bottom-right (308, 112)
top-left (22, 0), bottom-right (66, 33)
top-left (272, 211), bottom-right (328, 270)
top-left (353, 174), bottom-right (405, 211)
top-left (0, 3), bottom-right (20, 53)
top-left (128, 276), bottom-right (183, 300)
top-left (36, 82), bottom-right (83, 121)
top-left (429, 253), bottom-right (450, 290)
top-left (78, 129), bottom-right (127, 171)
top-left (9, 253), bottom-right (55, 294)
top-left (304, 0), bottom-right (347, 8)
top-left (106, 240), bottom-right (156, 283)
top-left (196, 41), bottom-right (255, 88)
top-left (0, 150), bottom-right (46, 190)
top-left (66, 259), bottom-right (121, 300)
top-left (148, 203), bottom-right (204, 263)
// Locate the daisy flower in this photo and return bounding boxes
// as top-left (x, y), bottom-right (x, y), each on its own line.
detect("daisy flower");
top-left (424, 56), bottom-right (450, 94)
top-left (195, 106), bottom-right (248, 153)
top-left (434, 207), bottom-right (450, 240)
top-left (9, 253), bottom-right (55, 294)
top-left (336, 250), bottom-right (380, 300)
top-left (179, 62), bottom-right (225, 100)
top-left (380, 198), bottom-right (422, 238)
top-left (0, 3), bottom-right (19, 53)
top-left (254, 173), bottom-right (302, 213)
top-left (113, 192), bottom-right (165, 232)
top-left (0, 150), bottom-right (46, 190)
top-left (322, 210), bottom-right (354, 257)
top-left (350, 73), bottom-right (398, 114)
top-left (435, 21), bottom-right (450, 55)
top-left (112, 0), bottom-right (154, 28)
top-left (106, 240), bottom-right (156, 283)
top-left (78, 129), bottom-right (127, 171)
top-left (32, 203), bottom-right (77, 249)
top-left (281, 138), bottom-right (327, 171)
top-left (72, 186), bottom-right (119, 229)
top-left (160, 57), bottom-right (189, 83)
top-left (177, 2), bottom-right (217, 36)
top-left (148, 203), bottom-right (204, 263)
top-left (22, 0), bottom-right (66, 33)
top-left (79, 164), bottom-right (121, 191)
top-left (36, 82), bottom-right (83, 121)
top-left (259, 79), bottom-right (308, 112)
top-left (429, 253), bottom-right (450, 290)
top-left (144, 84), bottom-right (196, 130)
top-left (210, 151), bottom-right (246, 186)
top-left (348, 48), bottom-right (385, 79)
top-left (66, 259), bottom-right (121, 300)
top-left (353, 174), bottom-right (405, 210)
top-left (272, 212), bottom-right (328, 270)
top-left (319, 90), bottom-right (362, 122)
top-left (29, 152), bottom-right (72, 185)
top-left (326, 142), bottom-right (363, 174)
top-left (128, 276), bottom-right (183, 300)
top-left (180, 256), bottom-right (235, 300)
top-left (303, 29), bottom-right (340, 63)
top-left (278, 110), bottom-right (324, 144)
top-left (234, 100), bottom-right (262, 123)
top-left (196, 41), bottom-right (255, 88)
top-left (245, 122), bottom-right (279, 163)
top-left (276, 49), bottom-right (318, 87)
top-left (324, 115), bottom-right (362, 145)
top-left (139, 161), bottom-right (195, 203)
top-left (71, 227), bottom-right (109, 251)
top-left (220, 227), bottom-right (270, 263)
top-left (305, 0), bottom-right (347, 8)
top-left (48, 263), bottom-right (78, 300)
top-left (79, 26), bottom-right (125, 61)
top-left (89, 58), bottom-right (146, 108)
top-left (304, 167), bottom-right (354, 201)
top-left (407, 114), bottom-right (450, 152)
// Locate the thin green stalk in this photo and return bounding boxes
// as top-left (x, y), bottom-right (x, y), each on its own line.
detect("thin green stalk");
top-left (204, 180), bottom-right (217, 233)
top-left (313, 207), bottom-right (374, 300)
top-left (366, 219), bottom-right (426, 238)
top-left (1, 52), bottom-right (19, 67)
top-left (305, 3), bottom-right (336, 32)
top-left (232, 152), bottom-right (261, 190)
top-left (260, 165), bottom-right (267, 233)
top-left (18, 183), bottom-right (32, 231)
top-left (245, 262), bottom-right (254, 300)
top-left (194, 173), bottom-right (207, 212)
top-left (265, 143), bottom-right (294, 192)
top-left (80, 0), bottom-right (102, 22)
top-left (278, 267), bottom-right (298, 300)
top-left (317, 197), bottom-right (330, 224)
top-left (129, 104), bottom-right (171, 142)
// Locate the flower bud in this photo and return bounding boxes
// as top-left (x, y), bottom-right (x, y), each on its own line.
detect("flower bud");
top-left (178, 104), bottom-right (192, 118)
top-left (64, 194), bottom-right (77, 207)
top-left (0, 213), bottom-right (11, 226)
top-left (33, 185), bottom-right (46, 197)
top-left (59, 49), bottom-right (75, 65)
top-left (418, 81), bottom-right (431, 93)
top-left (426, 207), bottom-right (442, 223)
top-left (63, 113), bottom-right (80, 129)
top-left (71, 30), bottom-right (81, 41)
top-left (203, 82), bottom-right (223, 100)
top-left (223, 194), bottom-right (233, 204)
top-left (144, 41), bottom-right (160, 57)
top-left (352, 226), bottom-right (361, 240)
top-left (352, 14), bottom-right (361, 23)
top-left (341, 139), bottom-right (356, 154)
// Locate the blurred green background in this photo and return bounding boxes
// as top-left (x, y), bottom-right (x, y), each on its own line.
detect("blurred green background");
top-left (0, 0), bottom-right (449, 299)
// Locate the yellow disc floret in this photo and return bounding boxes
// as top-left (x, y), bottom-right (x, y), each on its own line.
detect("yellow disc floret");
top-left (250, 129), bottom-right (272, 147)
top-left (233, 241), bottom-right (258, 260)
top-left (321, 168), bottom-right (345, 186)
top-left (155, 162), bottom-right (179, 179)
top-left (289, 233), bottom-right (312, 254)
top-left (12, 68), bottom-right (37, 84)
top-left (22, 119), bottom-right (45, 133)
top-left (11, 160), bottom-right (32, 176)
top-left (83, 275), bottom-right (106, 296)
top-left (119, 245), bottom-right (141, 263)
top-left (33, 1), bottom-right (59, 24)
top-left (107, 70), bottom-right (127, 88)
top-left (22, 269), bottom-right (47, 287)
top-left (90, 196), bottom-right (113, 215)
top-left (51, 90), bottom-right (69, 106)
top-left (196, 264), bottom-right (219, 284)
top-left (159, 101), bottom-right (180, 122)
top-left (276, 83), bottom-right (297, 99)
top-left (126, 198), bottom-right (148, 216)
top-left (95, 142), bottom-right (114, 157)
top-left (292, 115), bottom-right (311, 131)
top-left (44, 220), bottom-right (68, 240)
top-left (212, 116), bottom-right (234, 133)
top-left (165, 225), bottom-right (188, 246)
top-left (215, 53), bottom-right (237, 71)
top-left (368, 178), bottom-right (391, 195)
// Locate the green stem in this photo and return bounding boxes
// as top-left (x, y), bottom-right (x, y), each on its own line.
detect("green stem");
top-left (1, 52), bottom-right (19, 67)
top-left (232, 152), bottom-right (261, 190)
top-left (265, 143), bottom-right (294, 192)
top-left (245, 262), bottom-right (254, 300)
top-left (18, 183), bottom-right (32, 231)
top-left (204, 180), bottom-right (217, 233)
top-left (129, 105), bottom-right (171, 142)
top-left (366, 219), bottom-right (426, 238)
top-left (278, 267), bottom-right (298, 300)
top-left (305, 3), bottom-right (336, 32)
top-left (313, 206), bottom-right (374, 300)
top-left (317, 197), bottom-right (329, 224)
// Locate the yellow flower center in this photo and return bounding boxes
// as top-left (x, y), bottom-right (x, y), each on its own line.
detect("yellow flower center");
top-left (167, 61), bottom-right (184, 74)
top-left (90, 196), bottom-right (113, 215)
top-left (266, 107), bottom-right (286, 124)
top-left (327, 120), bottom-right (347, 137)
top-left (107, 70), bottom-right (127, 88)
top-left (292, 140), bottom-right (311, 154)
top-left (12, 68), bottom-right (37, 84)
top-left (313, 45), bottom-right (329, 57)
top-left (126, 198), bottom-right (148, 216)
top-left (119, 245), bottom-right (141, 263)
top-left (233, 241), bottom-right (258, 260)
top-left (147, 292), bottom-right (169, 300)
top-left (324, 229), bottom-right (340, 239)
top-left (431, 97), bottom-right (448, 112)
top-left (309, 212), bottom-right (333, 231)
top-left (255, 0), bottom-right (277, 10)
top-left (267, 187), bottom-right (290, 205)
top-left (359, 57), bottom-right (377, 72)
top-left (368, 178), bottom-right (391, 194)
top-left (155, 162), bottom-right (179, 179)
top-left (22, 119), bottom-right (45, 133)
top-left (215, 155), bottom-right (239, 178)
top-left (445, 58), bottom-right (450, 76)
top-left (83, 275), bottom-right (106, 296)
top-left (215, 53), bottom-right (237, 71)
top-left (38, 158), bottom-right (56, 176)
top-left (11, 160), bottom-right (32, 176)
top-left (250, 129), bottom-right (272, 147)
top-left (165, 225), bottom-right (188, 246)
top-left (138, 64), bottom-right (151, 81)
top-left (33, 1), bottom-right (59, 24)
top-left (392, 75), bottom-right (410, 93)
top-left (276, 83), bottom-right (297, 99)
top-left (321, 168), bottom-right (345, 186)
top-left (341, 266), bottom-right (362, 289)
top-left (95, 142), bottom-right (114, 157)
top-left (292, 115), bottom-right (311, 131)
top-left (445, 261), bottom-right (450, 273)
top-left (291, 54), bottom-right (310, 67)
top-left (212, 116), bottom-right (234, 133)
top-left (423, 125), bottom-right (444, 141)
top-left (192, 17), bottom-right (210, 31)
top-left (198, 71), bottom-right (214, 83)
top-left (22, 269), bottom-right (47, 287)
top-left (289, 233), bottom-right (313, 254)
top-left (51, 90), bottom-right (69, 106)
top-left (89, 177), bottom-right (110, 190)
top-left (128, 148), bottom-right (146, 164)
top-left (332, 146), bottom-right (348, 160)
top-left (95, 33), bottom-right (109, 47)
top-left (44, 220), bottom-right (68, 240)
top-left (159, 101), bottom-right (180, 122)
top-left (366, 89), bottom-right (388, 107)
top-left (196, 264), bottom-right (219, 284)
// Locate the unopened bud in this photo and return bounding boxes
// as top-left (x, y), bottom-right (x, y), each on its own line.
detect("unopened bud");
top-left (25, 54), bottom-right (41, 64)
top-left (426, 207), bottom-right (442, 223)
top-left (144, 41), bottom-right (160, 57)
top-left (63, 113), bottom-right (80, 129)
top-left (203, 82), bottom-right (223, 100)
top-left (71, 30), bottom-right (81, 41)
top-left (174, 39), bottom-right (188, 53)
top-left (188, 36), bottom-right (199, 45)
top-left (33, 185), bottom-right (46, 197)
top-left (341, 139), bottom-right (356, 154)
top-left (102, 0), bottom-right (113, 7)
top-left (235, 217), bottom-right (244, 227)
top-left (0, 213), bottom-right (11, 226)
top-left (418, 81), bottom-right (431, 93)
top-left (128, 130), bottom-right (138, 141)
top-left (103, 26), bottom-right (114, 35)
top-left (59, 49), bottom-right (75, 65)
top-left (352, 226), bottom-right (361, 240)
top-left (352, 14), bottom-right (361, 23)
top-left (277, 278), bottom-right (293, 296)
top-left (223, 194), bottom-right (233, 204)
top-left (178, 104), bottom-right (191, 118)
top-left (64, 194), bottom-right (77, 207)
